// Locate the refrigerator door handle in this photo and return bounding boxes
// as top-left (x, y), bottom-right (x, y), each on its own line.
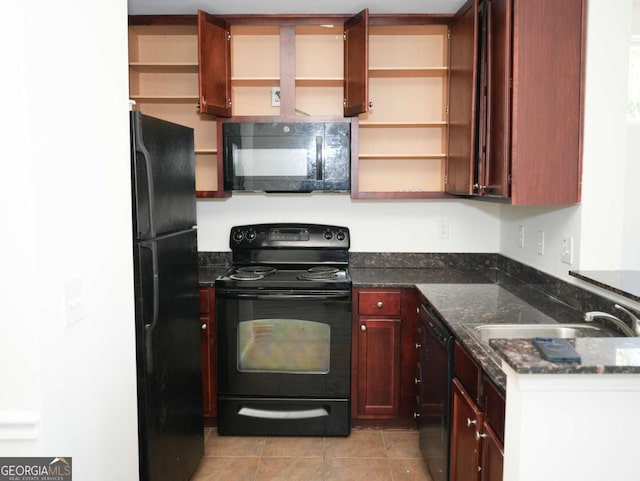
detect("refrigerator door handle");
top-left (133, 116), bottom-right (157, 238)
top-left (141, 241), bottom-right (160, 374)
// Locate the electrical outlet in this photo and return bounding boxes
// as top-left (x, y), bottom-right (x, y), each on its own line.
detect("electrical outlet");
top-left (518, 225), bottom-right (525, 248)
top-left (271, 87), bottom-right (281, 107)
top-left (437, 220), bottom-right (449, 239)
top-left (537, 230), bottom-right (545, 256)
top-left (561, 236), bottom-right (574, 265)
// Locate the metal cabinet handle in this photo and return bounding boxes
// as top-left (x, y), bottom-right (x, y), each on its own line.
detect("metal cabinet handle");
top-left (466, 418), bottom-right (477, 427)
top-left (360, 324), bottom-right (367, 332)
top-left (377, 301), bottom-right (384, 308)
top-left (201, 323), bottom-right (207, 330)
top-left (413, 412), bottom-right (420, 419)
top-left (415, 342), bottom-right (422, 349)
top-left (414, 377), bottom-right (421, 385)
top-left (475, 431), bottom-right (487, 441)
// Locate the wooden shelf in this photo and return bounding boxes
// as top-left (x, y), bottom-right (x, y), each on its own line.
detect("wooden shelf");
top-left (295, 78), bottom-right (344, 87)
top-left (359, 121), bottom-right (447, 127)
top-left (231, 77), bottom-right (281, 86)
top-left (369, 67), bottom-right (447, 78)
top-left (129, 63), bottom-right (199, 73)
top-left (359, 153), bottom-right (446, 159)
top-left (130, 95), bottom-right (199, 103)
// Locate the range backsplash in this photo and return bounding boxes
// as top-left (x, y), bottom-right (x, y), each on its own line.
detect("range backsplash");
top-left (199, 251), bottom-right (628, 318)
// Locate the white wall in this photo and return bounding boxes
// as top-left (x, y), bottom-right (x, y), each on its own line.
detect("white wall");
top-left (499, 206), bottom-right (582, 279)
top-left (0, 0), bottom-right (139, 479)
top-left (197, 194), bottom-right (501, 253)
top-left (499, 0), bottom-right (639, 280)
top-left (579, 0), bottom-right (635, 270)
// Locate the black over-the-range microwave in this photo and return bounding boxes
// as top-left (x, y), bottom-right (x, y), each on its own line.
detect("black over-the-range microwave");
top-left (221, 118), bottom-right (353, 193)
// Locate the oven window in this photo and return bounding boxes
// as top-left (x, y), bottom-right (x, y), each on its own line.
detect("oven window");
top-left (238, 319), bottom-right (330, 374)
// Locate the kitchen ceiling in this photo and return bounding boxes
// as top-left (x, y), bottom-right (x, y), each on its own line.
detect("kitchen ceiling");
top-left (127, 0), bottom-right (467, 15)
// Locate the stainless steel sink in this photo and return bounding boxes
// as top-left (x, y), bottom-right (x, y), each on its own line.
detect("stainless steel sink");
top-left (464, 323), bottom-right (618, 365)
top-left (468, 323), bottom-right (616, 343)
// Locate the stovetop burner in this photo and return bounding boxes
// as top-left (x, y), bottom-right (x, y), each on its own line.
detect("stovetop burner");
top-left (229, 266), bottom-right (277, 281)
top-left (298, 267), bottom-right (340, 281)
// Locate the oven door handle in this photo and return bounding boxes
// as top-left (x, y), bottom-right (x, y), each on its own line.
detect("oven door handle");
top-left (238, 406), bottom-right (329, 420)
top-left (229, 292), bottom-right (351, 301)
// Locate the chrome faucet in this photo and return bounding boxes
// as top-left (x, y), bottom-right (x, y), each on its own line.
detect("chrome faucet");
top-left (584, 304), bottom-right (640, 337)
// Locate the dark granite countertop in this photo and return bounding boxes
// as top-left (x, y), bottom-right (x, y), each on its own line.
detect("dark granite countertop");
top-left (199, 267), bottom-right (229, 286)
top-left (414, 281), bottom-right (589, 390)
top-left (414, 279), bottom-right (639, 391)
top-left (489, 337), bottom-right (640, 374)
top-left (199, 255), bottom-right (640, 392)
top-left (350, 267), bottom-right (498, 287)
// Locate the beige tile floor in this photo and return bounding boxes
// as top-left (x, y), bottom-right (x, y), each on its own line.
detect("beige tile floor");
top-left (191, 428), bottom-right (434, 481)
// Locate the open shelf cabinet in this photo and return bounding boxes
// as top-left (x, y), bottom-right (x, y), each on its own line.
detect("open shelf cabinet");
top-left (352, 24), bottom-right (450, 198)
top-left (128, 22), bottom-right (223, 198)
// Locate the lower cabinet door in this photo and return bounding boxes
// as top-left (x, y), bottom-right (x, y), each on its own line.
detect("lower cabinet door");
top-left (199, 287), bottom-right (216, 418)
top-left (357, 318), bottom-right (401, 417)
top-left (450, 378), bottom-right (482, 481)
top-left (481, 423), bottom-right (504, 481)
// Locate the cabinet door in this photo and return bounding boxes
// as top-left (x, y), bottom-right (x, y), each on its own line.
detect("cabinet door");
top-left (197, 10), bottom-right (231, 117)
top-left (480, 423), bottom-right (504, 481)
top-left (509, 0), bottom-right (585, 205)
top-left (483, 0), bottom-right (511, 198)
top-left (446, 0), bottom-right (478, 195)
top-left (450, 378), bottom-right (482, 481)
top-left (199, 287), bottom-right (216, 418)
top-left (357, 317), bottom-right (401, 417)
top-left (343, 9), bottom-right (369, 117)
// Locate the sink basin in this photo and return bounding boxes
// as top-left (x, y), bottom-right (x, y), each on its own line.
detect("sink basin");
top-left (464, 323), bottom-right (618, 366)
top-left (468, 323), bottom-right (616, 343)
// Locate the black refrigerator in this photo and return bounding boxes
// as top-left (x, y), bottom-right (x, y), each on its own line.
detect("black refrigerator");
top-left (130, 111), bottom-right (203, 481)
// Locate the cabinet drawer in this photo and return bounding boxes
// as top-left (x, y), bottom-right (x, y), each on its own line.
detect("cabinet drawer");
top-left (454, 341), bottom-right (480, 402)
top-left (358, 290), bottom-right (402, 316)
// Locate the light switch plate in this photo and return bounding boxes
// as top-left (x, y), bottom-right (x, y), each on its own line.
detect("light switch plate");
top-left (561, 236), bottom-right (574, 265)
top-left (64, 277), bottom-right (84, 327)
top-left (537, 230), bottom-right (545, 256)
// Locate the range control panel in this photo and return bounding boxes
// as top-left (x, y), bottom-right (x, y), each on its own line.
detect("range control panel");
top-left (229, 223), bottom-right (350, 249)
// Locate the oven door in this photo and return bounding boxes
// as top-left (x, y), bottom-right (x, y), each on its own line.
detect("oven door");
top-left (216, 289), bottom-right (352, 399)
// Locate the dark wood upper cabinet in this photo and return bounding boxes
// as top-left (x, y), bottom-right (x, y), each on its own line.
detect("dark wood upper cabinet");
top-left (446, 0), bottom-right (478, 196)
top-left (508, 0), bottom-right (585, 205)
top-left (197, 10), bottom-right (232, 117)
top-left (343, 9), bottom-right (369, 117)
top-left (447, 0), bottom-right (585, 205)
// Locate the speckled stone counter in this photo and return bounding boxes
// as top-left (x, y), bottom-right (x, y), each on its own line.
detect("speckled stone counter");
top-left (199, 251), bottom-right (640, 393)
top-left (489, 337), bottom-right (640, 374)
top-left (350, 267), bottom-right (498, 287)
top-left (199, 267), bottom-right (229, 287)
top-left (415, 281), bottom-right (603, 390)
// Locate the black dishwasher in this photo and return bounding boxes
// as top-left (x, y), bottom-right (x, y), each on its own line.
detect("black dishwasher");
top-left (417, 304), bottom-right (454, 481)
